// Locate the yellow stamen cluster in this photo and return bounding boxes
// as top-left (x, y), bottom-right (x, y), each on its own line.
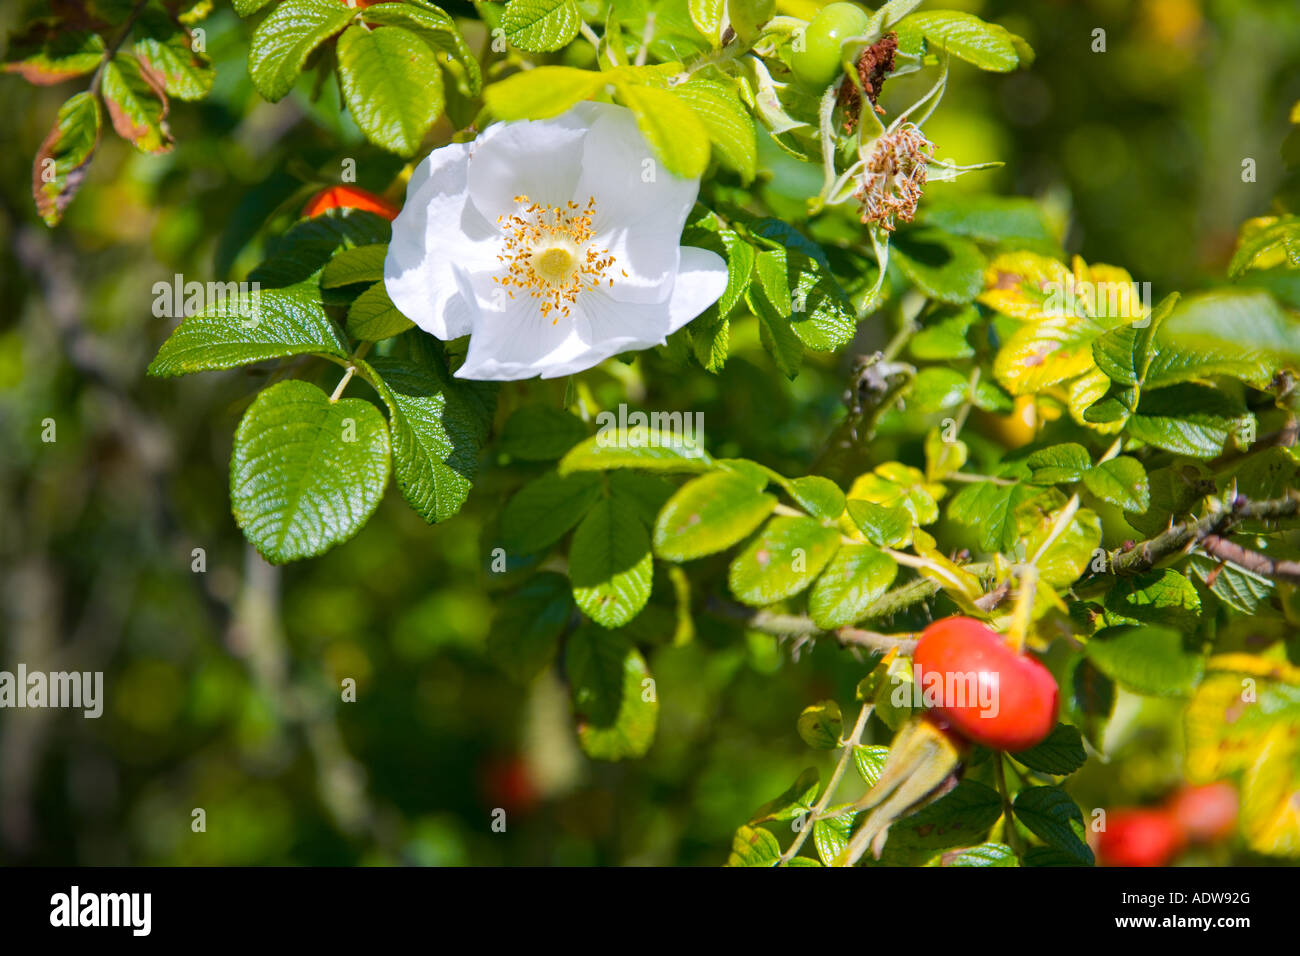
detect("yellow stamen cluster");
top-left (493, 195), bottom-right (616, 322)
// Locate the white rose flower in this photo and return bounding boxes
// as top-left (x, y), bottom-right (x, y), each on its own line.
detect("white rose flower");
top-left (384, 102), bottom-right (728, 381)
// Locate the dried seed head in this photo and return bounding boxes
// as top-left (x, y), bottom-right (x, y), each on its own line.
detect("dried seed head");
top-left (838, 33), bottom-right (899, 132)
top-left (855, 123), bottom-right (933, 232)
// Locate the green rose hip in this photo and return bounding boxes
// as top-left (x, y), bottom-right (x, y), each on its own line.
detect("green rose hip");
top-left (791, 2), bottom-right (873, 89)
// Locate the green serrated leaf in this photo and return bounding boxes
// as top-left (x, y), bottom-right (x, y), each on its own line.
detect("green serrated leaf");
top-left (652, 469), bottom-right (776, 562)
top-left (1084, 625), bottom-right (1205, 697)
top-left (3, 26), bottom-right (105, 85)
top-left (148, 279), bottom-right (348, 377)
top-left (366, 355), bottom-right (488, 524)
top-left (788, 476), bottom-right (846, 519)
top-left (1187, 553), bottom-right (1274, 614)
top-left (726, 824), bottom-right (782, 866)
top-left (1082, 457), bottom-right (1149, 512)
top-left (879, 780), bottom-right (1004, 856)
top-left (229, 380), bottom-right (391, 564)
top-left (797, 700), bottom-right (842, 749)
top-left (808, 544), bottom-right (898, 629)
top-left (559, 427), bottom-right (713, 474)
top-left (361, 0), bottom-right (482, 96)
top-left (750, 767), bottom-right (820, 824)
top-left (934, 842), bottom-right (1019, 866)
top-left (502, 0), bottom-right (582, 52)
top-left (892, 228), bottom-right (987, 305)
top-left (615, 82), bottom-right (711, 179)
top-left (728, 516), bottom-right (841, 606)
top-left (321, 244), bottom-right (388, 288)
top-left (247, 0), bottom-right (354, 102)
top-left (571, 495), bottom-right (654, 627)
top-left (499, 405), bottom-right (588, 461)
top-left (337, 25), bottom-right (444, 156)
top-left (910, 367), bottom-right (969, 413)
top-left (904, 11), bottom-right (1021, 72)
top-left (1012, 723), bottom-right (1087, 776)
top-left (1012, 786), bottom-right (1094, 865)
top-left (1127, 384), bottom-right (1248, 459)
top-left (1026, 443), bottom-right (1091, 485)
top-left (846, 499), bottom-right (912, 549)
top-left (1101, 570), bottom-right (1201, 632)
top-left (483, 66), bottom-right (605, 120)
top-left (672, 75), bottom-right (757, 182)
top-left (134, 7), bottom-right (214, 101)
top-left (567, 627), bottom-right (658, 760)
top-left (853, 745), bottom-right (890, 787)
top-left (502, 471), bottom-right (603, 553)
top-left (346, 283), bottom-right (413, 340)
top-left (487, 572), bottom-right (574, 682)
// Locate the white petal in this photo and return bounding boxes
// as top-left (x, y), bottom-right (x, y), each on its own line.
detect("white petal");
top-left (384, 142), bottom-right (499, 340)
top-left (451, 266), bottom-right (591, 381)
top-left (573, 104), bottom-right (701, 241)
top-left (665, 245), bottom-right (729, 333)
top-left (599, 229), bottom-right (678, 305)
top-left (465, 114), bottom-right (589, 225)
top-left (528, 291), bottom-right (680, 380)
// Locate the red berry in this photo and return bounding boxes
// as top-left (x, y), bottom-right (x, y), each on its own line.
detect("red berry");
top-left (911, 616), bottom-right (1059, 752)
top-left (1097, 809), bottom-right (1185, 867)
top-left (302, 185), bottom-right (400, 221)
top-left (480, 756), bottom-right (540, 816)
top-left (1167, 783), bottom-right (1238, 844)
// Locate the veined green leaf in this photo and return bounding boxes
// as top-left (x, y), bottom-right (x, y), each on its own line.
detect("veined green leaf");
top-left (229, 380), bottom-right (391, 564)
top-left (366, 355), bottom-right (488, 524)
top-left (483, 66), bottom-right (606, 120)
top-left (1012, 786), bottom-right (1093, 865)
top-left (321, 244), bottom-right (388, 288)
top-left (728, 516), bottom-right (841, 606)
top-left (615, 82), bottom-right (711, 179)
top-left (653, 470), bottom-right (776, 562)
top-left (148, 279), bottom-right (348, 377)
top-left (487, 572), bottom-right (573, 683)
top-left (567, 627), bottom-right (658, 759)
top-left (502, 0), bottom-right (582, 53)
top-left (808, 544), bottom-right (898, 629)
top-left (247, 0), bottom-right (355, 102)
top-left (570, 495), bottom-right (654, 628)
top-left (499, 405), bottom-right (588, 461)
top-left (347, 283), bottom-right (413, 340)
top-left (337, 25), bottom-right (444, 156)
top-left (672, 74), bottom-right (757, 182)
top-left (502, 471), bottom-right (603, 553)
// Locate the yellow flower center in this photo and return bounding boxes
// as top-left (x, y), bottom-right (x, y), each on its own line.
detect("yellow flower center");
top-left (494, 195), bottom-right (618, 322)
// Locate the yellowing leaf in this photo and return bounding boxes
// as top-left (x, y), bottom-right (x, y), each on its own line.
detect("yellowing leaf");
top-left (915, 547), bottom-right (984, 609)
top-left (978, 251), bottom-right (1071, 320)
top-left (846, 462), bottom-right (945, 526)
top-left (1241, 729), bottom-right (1300, 857)
top-left (994, 314), bottom-right (1104, 395)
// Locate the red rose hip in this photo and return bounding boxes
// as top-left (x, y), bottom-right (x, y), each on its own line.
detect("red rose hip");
top-left (1097, 809), bottom-right (1185, 867)
top-left (911, 616), bottom-right (1059, 752)
top-left (302, 185), bottom-right (400, 221)
top-left (1167, 782), bottom-right (1238, 844)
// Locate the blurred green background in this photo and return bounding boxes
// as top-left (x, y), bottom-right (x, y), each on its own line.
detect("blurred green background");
top-left (1, 0), bottom-right (1298, 866)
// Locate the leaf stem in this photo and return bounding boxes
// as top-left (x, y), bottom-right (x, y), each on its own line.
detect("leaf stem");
top-left (90, 0), bottom-right (149, 95)
top-left (992, 752), bottom-right (1026, 861)
top-left (328, 342), bottom-right (372, 403)
top-left (779, 702), bottom-right (873, 865)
